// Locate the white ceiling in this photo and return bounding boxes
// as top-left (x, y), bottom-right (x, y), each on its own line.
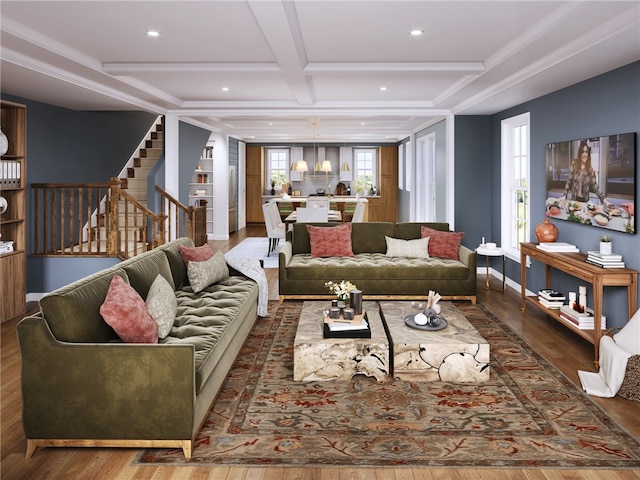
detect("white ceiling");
top-left (1, 1), bottom-right (639, 142)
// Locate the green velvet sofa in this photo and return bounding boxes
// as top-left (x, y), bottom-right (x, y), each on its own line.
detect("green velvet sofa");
top-left (278, 222), bottom-right (476, 304)
top-left (17, 237), bottom-right (259, 460)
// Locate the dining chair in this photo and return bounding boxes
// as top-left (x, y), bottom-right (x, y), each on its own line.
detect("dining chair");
top-left (306, 197), bottom-right (329, 209)
top-left (351, 201), bottom-right (366, 223)
top-left (262, 202), bottom-right (286, 256)
top-left (296, 207), bottom-right (329, 223)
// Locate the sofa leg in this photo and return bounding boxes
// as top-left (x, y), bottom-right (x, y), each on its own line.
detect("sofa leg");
top-left (25, 439), bottom-right (37, 459)
top-left (182, 440), bottom-right (193, 460)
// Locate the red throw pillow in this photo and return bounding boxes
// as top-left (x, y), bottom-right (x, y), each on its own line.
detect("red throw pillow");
top-left (179, 244), bottom-right (214, 266)
top-left (306, 223), bottom-right (354, 257)
top-left (100, 275), bottom-right (158, 343)
top-left (421, 226), bottom-right (465, 260)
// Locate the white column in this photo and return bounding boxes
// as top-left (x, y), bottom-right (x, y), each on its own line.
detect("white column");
top-left (164, 114), bottom-right (179, 240)
top-left (212, 133), bottom-right (230, 240)
top-left (445, 113), bottom-right (455, 230)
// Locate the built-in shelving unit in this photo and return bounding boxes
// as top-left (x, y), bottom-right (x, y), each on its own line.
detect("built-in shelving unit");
top-left (0, 99), bottom-right (27, 322)
top-left (189, 145), bottom-right (214, 236)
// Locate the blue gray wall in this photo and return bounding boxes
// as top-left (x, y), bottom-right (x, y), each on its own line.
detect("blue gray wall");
top-left (456, 61), bottom-right (639, 327)
top-left (1, 93), bottom-right (211, 293)
top-left (1, 95), bottom-right (158, 292)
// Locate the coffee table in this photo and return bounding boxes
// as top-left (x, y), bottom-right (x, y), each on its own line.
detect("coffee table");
top-left (293, 301), bottom-right (389, 382)
top-left (379, 301), bottom-right (490, 383)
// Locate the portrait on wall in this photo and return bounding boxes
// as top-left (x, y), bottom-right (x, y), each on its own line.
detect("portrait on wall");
top-left (545, 132), bottom-right (635, 234)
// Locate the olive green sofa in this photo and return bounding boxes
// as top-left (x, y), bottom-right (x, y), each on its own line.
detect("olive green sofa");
top-left (17, 237), bottom-right (259, 460)
top-left (279, 222), bottom-right (476, 304)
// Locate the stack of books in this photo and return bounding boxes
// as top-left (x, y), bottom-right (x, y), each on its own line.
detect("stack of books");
top-left (559, 305), bottom-right (606, 330)
top-left (586, 251), bottom-right (625, 268)
top-left (536, 242), bottom-right (579, 253)
top-left (537, 289), bottom-right (565, 309)
top-left (0, 240), bottom-right (14, 254)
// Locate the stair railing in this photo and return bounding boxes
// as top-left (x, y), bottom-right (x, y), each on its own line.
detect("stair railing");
top-left (31, 178), bottom-right (169, 259)
top-left (155, 186), bottom-right (207, 247)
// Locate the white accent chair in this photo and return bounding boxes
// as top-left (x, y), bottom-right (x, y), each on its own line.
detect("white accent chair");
top-left (351, 201), bottom-right (366, 223)
top-left (262, 201), bottom-right (286, 256)
top-left (306, 197), bottom-right (329, 209)
top-left (296, 207), bottom-right (329, 223)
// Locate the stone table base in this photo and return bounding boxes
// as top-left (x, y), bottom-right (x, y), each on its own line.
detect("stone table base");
top-left (294, 301), bottom-right (389, 382)
top-left (379, 301), bottom-right (490, 383)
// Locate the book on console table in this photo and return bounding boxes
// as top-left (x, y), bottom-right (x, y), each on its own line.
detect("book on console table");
top-left (586, 251), bottom-right (625, 268)
top-left (536, 242), bottom-right (579, 253)
top-left (559, 305), bottom-right (606, 329)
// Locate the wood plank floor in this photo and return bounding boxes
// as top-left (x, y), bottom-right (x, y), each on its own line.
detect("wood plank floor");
top-left (2, 226), bottom-right (639, 480)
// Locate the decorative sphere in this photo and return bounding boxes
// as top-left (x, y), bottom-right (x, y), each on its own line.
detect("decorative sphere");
top-left (414, 313), bottom-right (428, 325)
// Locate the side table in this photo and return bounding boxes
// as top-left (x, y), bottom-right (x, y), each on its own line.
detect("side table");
top-left (476, 245), bottom-right (505, 291)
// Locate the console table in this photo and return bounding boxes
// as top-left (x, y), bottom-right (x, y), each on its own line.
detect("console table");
top-left (520, 242), bottom-right (638, 366)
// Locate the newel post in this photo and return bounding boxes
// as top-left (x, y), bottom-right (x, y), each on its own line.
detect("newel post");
top-left (155, 211), bottom-right (167, 247)
top-left (107, 177), bottom-right (121, 256)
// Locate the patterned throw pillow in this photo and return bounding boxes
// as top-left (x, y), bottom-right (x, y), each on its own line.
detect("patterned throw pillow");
top-left (179, 244), bottom-right (214, 266)
top-left (385, 236), bottom-right (430, 258)
top-left (421, 226), bottom-right (465, 260)
top-left (145, 274), bottom-right (177, 339)
top-left (187, 250), bottom-right (229, 293)
top-left (100, 275), bottom-right (158, 343)
top-left (306, 223), bottom-right (355, 257)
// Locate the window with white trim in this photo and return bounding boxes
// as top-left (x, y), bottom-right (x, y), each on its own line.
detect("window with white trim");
top-left (353, 148), bottom-right (377, 194)
top-left (501, 113), bottom-right (530, 261)
top-left (266, 148), bottom-right (288, 190)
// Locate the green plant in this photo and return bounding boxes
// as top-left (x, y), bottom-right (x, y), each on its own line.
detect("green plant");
top-left (270, 172), bottom-right (285, 187)
top-left (600, 235), bottom-right (612, 242)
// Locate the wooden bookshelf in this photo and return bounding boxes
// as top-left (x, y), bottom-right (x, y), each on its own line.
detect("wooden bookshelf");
top-left (1, 99), bottom-right (27, 322)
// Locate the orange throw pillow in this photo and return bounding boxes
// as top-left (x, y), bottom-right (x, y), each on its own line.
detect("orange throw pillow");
top-left (306, 223), bottom-right (354, 257)
top-left (179, 244), bottom-right (214, 266)
top-left (420, 226), bottom-right (464, 260)
top-left (100, 275), bottom-right (158, 343)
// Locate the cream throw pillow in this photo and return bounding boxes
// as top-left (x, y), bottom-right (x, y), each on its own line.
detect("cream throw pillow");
top-left (145, 274), bottom-right (177, 339)
top-left (187, 250), bottom-right (229, 293)
top-left (385, 236), bottom-right (430, 258)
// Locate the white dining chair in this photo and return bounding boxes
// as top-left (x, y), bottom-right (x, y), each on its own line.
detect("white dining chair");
top-left (306, 197), bottom-right (329, 209)
top-left (262, 202), bottom-right (286, 256)
top-left (351, 201), bottom-right (366, 223)
top-left (296, 207), bottom-right (329, 223)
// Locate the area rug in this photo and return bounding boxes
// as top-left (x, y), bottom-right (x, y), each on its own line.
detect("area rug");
top-left (135, 302), bottom-right (640, 468)
top-left (224, 237), bottom-right (282, 268)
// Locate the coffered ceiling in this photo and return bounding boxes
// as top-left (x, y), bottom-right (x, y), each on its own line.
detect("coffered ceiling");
top-left (1, 1), bottom-right (638, 142)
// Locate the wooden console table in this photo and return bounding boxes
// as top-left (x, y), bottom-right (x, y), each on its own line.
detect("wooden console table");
top-left (520, 242), bottom-right (638, 366)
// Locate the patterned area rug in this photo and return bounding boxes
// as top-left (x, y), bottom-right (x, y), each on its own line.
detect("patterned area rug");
top-left (135, 302), bottom-right (640, 468)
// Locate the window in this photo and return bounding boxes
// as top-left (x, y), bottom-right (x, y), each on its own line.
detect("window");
top-left (501, 113), bottom-right (530, 261)
top-left (266, 148), bottom-right (288, 190)
top-left (353, 148), bottom-right (377, 194)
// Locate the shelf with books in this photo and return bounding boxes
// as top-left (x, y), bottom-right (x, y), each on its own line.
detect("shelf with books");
top-left (520, 242), bottom-right (638, 367)
top-left (0, 99), bottom-right (26, 322)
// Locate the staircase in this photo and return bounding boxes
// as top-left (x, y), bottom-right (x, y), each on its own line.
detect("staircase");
top-left (91, 119), bottom-right (164, 255)
top-left (120, 120), bottom-right (164, 206)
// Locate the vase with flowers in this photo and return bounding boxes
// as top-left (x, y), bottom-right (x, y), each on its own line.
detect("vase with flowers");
top-left (325, 280), bottom-right (357, 305)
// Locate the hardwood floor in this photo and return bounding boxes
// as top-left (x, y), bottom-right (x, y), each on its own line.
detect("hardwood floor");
top-left (2, 225), bottom-right (639, 480)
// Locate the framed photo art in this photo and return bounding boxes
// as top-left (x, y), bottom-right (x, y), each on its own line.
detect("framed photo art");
top-left (544, 132), bottom-right (636, 234)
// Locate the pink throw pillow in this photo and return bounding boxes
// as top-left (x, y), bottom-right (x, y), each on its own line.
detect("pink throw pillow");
top-left (306, 223), bottom-right (354, 257)
top-left (179, 244), bottom-right (214, 266)
top-left (421, 226), bottom-right (465, 260)
top-left (100, 275), bottom-right (158, 343)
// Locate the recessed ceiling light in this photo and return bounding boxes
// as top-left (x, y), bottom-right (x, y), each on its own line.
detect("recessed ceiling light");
top-left (409, 29), bottom-right (424, 36)
top-left (146, 30), bottom-right (161, 37)
top-left (221, 87), bottom-right (230, 92)
top-left (379, 86), bottom-right (388, 91)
